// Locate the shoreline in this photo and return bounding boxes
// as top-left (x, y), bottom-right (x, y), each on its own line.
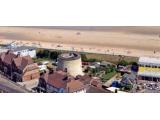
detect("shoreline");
top-left (0, 27), bottom-right (160, 58)
top-left (0, 39), bottom-right (160, 58)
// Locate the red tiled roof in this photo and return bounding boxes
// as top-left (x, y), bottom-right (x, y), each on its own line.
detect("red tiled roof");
top-left (78, 75), bottom-right (92, 85)
top-left (91, 80), bottom-right (99, 87)
top-left (0, 52), bottom-right (6, 61)
top-left (13, 55), bottom-right (34, 71)
top-left (2, 51), bottom-right (16, 65)
top-left (46, 71), bottom-right (68, 89)
top-left (66, 79), bottom-right (86, 93)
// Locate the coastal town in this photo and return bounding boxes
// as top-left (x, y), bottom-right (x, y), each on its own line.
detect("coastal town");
top-left (0, 27), bottom-right (160, 93)
top-left (0, 40), bottom-right (160, 93)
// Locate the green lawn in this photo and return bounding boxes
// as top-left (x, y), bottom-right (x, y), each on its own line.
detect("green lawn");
top-left (32, 57), bottom-right (51, 63)
top-left (101, 71), bottom-right (117, 82)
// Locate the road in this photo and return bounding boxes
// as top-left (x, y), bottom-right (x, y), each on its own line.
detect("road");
top-left (0, 74), bottom-right (30, 93)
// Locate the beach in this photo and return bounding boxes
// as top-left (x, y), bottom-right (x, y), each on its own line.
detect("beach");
top-left (0, 26), bottom-right (160, 57)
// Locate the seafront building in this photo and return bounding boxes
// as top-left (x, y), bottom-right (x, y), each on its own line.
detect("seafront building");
top-left (138, 57), bottom-right (160, 81)
top-left (38, 70), bottom-right (88, 93)
top-left (57, 52), bottom-right (83, 77)
top-left (0, 50), bottom-right (39, 82)
top-left (11, 46), bottom-right (36, 58)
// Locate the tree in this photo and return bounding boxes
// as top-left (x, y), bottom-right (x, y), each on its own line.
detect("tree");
top-left (43, 50), bottom-right (49, 58)
top-left (124, 83), bottom-right (133, 91)
top-left (81, 54), bottom-right (88, 62)
top-left (37, 49), bottom-right (44, 58)
top-left (50, 51), bottom-right (60, 60)
top-left (118, 60), bottom-right (129, 66)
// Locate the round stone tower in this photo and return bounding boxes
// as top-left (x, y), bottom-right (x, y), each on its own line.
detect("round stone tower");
top-left (57, 52), bottom-right (83, 77)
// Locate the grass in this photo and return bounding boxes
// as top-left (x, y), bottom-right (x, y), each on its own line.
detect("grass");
top-left (0, 44), bottom-right (8, 47)
top-left (85, 53), bottom-right (138, 64)
top-left (101, 71), bottom-right (117, 82)
top-left (32, 57), bottom-right (51, 63)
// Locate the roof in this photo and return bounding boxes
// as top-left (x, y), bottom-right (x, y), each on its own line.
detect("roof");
top-left (86, 85), bottom-right (112, 93)
top-left (13, 55), bottom-right (34, 71)
top-left (78, 75), bottom-right (92, 85)
top-left (23, 67), bottom-right (39, 76)
top-left (91, 80), bottom-right (99, 87)
top-left (121, 73), bottom-right (136, 85)
top-left (1, 50), bottom-right (17, 65)
top-left (58, 52), bottom-right (81, 61)
top-left (139, 57), bottom-right (160, 66)
top-left (0, 52), bottom-right (6, 61)
top-left (46, 71), bottom-right (68, 89)
top-left (138, 67), bottom-right (160, 78)
top-left (11, 46), bottom-right (36, 52)
top-left (100, 61), bottom-right (113, 66)
top-left (66, 79), bottom-right (86, 93)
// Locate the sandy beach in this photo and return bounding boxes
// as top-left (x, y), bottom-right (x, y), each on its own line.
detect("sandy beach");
top-left (0, 26), bottom-right (160, 57)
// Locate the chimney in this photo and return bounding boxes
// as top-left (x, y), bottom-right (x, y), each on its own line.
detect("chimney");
top-left (6, 50), bottom-right (12, 54)
top-left (49, 69), bottom-right (54, 74)
top-left (16, 52), bottom-right (21, 58)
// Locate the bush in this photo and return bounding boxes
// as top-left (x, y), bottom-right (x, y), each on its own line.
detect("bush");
top-left (105, 65), bottom-right (116, 74)
top-left (81, 54), bottom-right (100, 62)
top-left (118, 60), bottom-right (129, 66)
top-left (50, 51), bottom-right (61, 60)
top-left (37, 49), bottom-right (61, 60)
top-left (81, 54), bottom-right (88, 62)
top-left (123, 83), bottom-right (133, 91)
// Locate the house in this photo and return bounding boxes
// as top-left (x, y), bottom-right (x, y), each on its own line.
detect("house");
top-left (13, 46), bottom-right (36, 58)
top-left (121, 73), bottom-right (137, 85)
top-left (0, 50), bottom-right (40, 82)
top-left (138, 57), bottom-right (160, 81)
top-left (47, 71), bottom-right (68, 93)
top-left (0, 50), bottom-right (17, 77)
top-left (38, 70), bottom-right (87, 93)
top-left (11, 46), bottom-right (36, 58)
top-left (66, 79), bottom-right (87, 93)
top-left (39, 70), bottom-right (68, 93)
top-left (12, 55), bottom-right (40, 82)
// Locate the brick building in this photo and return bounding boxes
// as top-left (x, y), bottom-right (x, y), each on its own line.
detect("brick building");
top-left (0, 50), bottom-right (40, 82)
top-left (38, 70), bottom-right (87, 93)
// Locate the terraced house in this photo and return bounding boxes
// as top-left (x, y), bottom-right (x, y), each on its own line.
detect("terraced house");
top-left (0, 50), bottom-right (40, 82)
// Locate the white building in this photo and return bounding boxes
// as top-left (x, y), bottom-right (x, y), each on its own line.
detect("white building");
top-left (38, 65), bottom-right (47, 71)
top-left (12, 46), bottom-right (36, 58)
top-left (138, 57), bottom-right (160, 81)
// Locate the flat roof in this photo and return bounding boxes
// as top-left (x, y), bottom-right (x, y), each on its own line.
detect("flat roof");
top-left (58, 52), bottom-right (81, 61)
top-left (138, 67), bottom-right (160, 78)
top-left (138, 72), bottom-right (160, 78)
top-left (11, 46), bottom-right (36, 52)
top-left (139, 57), bottom-right (160, 66)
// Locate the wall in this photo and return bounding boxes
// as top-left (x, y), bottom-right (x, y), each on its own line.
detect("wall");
top-left (14, 49), bottom-right (36, 58)
top-left (58, 58), bottom-right (83, 77)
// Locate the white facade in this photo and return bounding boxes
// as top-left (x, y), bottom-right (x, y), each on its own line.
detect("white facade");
top-left (13, 48), bottom-right (36, 58)
top-left (139, 57), bottom-right (160, 67)
top-left (74, 88), bottom-right (87, 93)
top-left (38, 65), bottom-right (47, 71)
top-left (138, 57), bottom-right (160, 80)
